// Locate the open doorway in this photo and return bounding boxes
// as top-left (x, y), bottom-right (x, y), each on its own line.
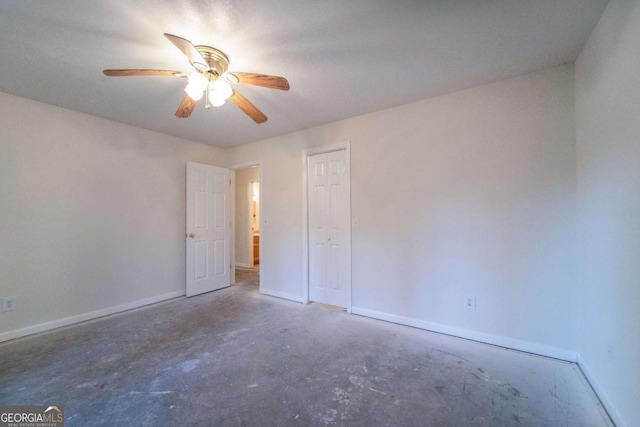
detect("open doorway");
top-left (250, 181), bottom-right (260, 265)
top-left (232, 163), bottom-right (261, 291)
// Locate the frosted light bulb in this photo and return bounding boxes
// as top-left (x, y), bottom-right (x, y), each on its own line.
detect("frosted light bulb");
top-left (209, 93), bottom-right (226, 107)
top-left (188, 72), bottom-right (208, 90)
top-left (185, 84), bottom-right (204, 101)
top-left (185, 72), bottom-right (208, 101)
top-left (211, 80), bottom-right (233, 100)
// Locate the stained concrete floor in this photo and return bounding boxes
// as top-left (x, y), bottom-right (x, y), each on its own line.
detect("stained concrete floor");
top-left (0, 268), bottom-right (612, 426)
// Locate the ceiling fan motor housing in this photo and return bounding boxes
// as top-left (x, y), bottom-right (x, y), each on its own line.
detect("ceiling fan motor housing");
top-left (194, 45), bottom-right (230, 78)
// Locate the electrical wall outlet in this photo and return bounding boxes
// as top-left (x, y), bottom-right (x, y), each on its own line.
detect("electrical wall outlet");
top-left (465, 295), bottom-right (476, 311)
top-left (2, 296), bottom-right (17, 312)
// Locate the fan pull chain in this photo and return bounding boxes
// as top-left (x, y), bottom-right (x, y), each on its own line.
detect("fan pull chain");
top-left (205, 79), bottom-right (211, 109)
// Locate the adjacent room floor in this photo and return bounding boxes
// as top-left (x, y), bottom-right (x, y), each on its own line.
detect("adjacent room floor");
top-left (0, 269), bottom-right (612, 426)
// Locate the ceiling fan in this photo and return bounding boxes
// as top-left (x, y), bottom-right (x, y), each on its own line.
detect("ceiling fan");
top-left (103, 33), bottom-right (290, 123)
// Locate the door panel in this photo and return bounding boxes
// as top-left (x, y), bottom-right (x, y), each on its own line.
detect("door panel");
top-left (195, 241), bottom-right (208, 280)
top-left (195, 191), bottom-right (207, 228)
top-left (186, 162), bottom-right (231, 297)
top-left (310, 242), bottom-right (325, 291)
top-left (329, 243), bottom-right (341, 291)
top-left (213, 239), bottom-right (225, 276)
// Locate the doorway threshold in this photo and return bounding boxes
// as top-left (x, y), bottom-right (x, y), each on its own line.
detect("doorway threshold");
top-left (309, 302), bottom-right (346, 312)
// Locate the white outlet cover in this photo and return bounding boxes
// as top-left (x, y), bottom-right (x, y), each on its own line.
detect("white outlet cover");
top-left (465, 295), bottom-right (476, 311)
top-left (2, 296), bottom-right (17, 312)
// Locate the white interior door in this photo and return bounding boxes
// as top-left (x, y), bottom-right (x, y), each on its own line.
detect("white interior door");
top-left (308, 150), bottom-right (350, 308)
top-left (186, 162), bottom-right (231, 297)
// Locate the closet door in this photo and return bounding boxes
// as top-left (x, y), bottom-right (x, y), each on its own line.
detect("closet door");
top-left (308, 150), bottom-right (350, 308)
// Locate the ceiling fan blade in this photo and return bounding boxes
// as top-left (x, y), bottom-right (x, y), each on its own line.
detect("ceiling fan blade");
top-left (230, 72), bottom-right (290, 91)
top-left (229, 90), bottom-right (267, 124)
top-left (175, 95), bottom-right (198, 118)
top-left (103, 69), bottom-right (187, 77)
top-left (164, 33), bottom-right (207, 69)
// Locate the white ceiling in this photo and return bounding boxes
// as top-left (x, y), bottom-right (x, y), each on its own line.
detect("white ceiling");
top-left (0, 0), bottom-right (608, 148)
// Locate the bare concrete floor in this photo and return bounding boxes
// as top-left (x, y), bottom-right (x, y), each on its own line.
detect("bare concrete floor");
top-left (1, 269), bottom-right (612, 426)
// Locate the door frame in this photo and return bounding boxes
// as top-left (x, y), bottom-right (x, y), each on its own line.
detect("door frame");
top-left (302, 141), bottom-right (352, 313)
top-left (230, 160), bottom-right (264, 292)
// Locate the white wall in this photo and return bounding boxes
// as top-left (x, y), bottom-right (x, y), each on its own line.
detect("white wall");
top-left (0, 92), bottom-right (225, 340)
top-left (234, 167), bottom-right (259, 268)
top-left (227, 65), bottom-right (578, 357)
top-left (575, 0), bottom-right (640, 425)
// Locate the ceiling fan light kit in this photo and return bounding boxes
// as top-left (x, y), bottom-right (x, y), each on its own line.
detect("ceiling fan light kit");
top-left (103, 33), bottom-right (289, 123)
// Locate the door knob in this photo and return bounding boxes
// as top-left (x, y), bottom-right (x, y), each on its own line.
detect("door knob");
top-left (188, 233), bottom-right (196, 238)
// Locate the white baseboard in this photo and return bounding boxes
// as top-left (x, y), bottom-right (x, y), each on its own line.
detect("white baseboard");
top-left (0, 290), bottom-right (185, 343)
top-left (351, 306), bottom-right (578, 362)
top-left (577, 354), bottom-right (625, 427)
top-left (235, 262), bottom-right (252, 268)
top-left (260, 287), bottom-right (304, 303)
